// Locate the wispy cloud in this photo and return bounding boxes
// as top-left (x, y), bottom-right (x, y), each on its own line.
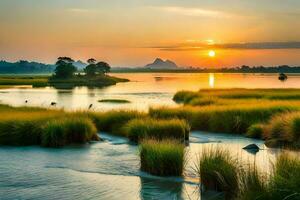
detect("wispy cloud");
top-left (149, 41), bottom-right (300, 51)
top-left (155, 6), bottom-right (231, 18)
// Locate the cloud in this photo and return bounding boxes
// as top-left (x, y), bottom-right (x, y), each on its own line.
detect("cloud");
top-left (155, 6), bottom-right (232, 18)
top-left (150, 41), bottom-right (300, 51)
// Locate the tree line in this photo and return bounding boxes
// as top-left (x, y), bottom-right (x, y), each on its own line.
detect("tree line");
top-left (54, 57), bottom-right (111, 78)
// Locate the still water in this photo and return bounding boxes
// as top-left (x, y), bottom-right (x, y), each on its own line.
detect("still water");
top-left (0, 73), bottom-right (299, 111)
top-left (0, 73), bottom-right (299, 200)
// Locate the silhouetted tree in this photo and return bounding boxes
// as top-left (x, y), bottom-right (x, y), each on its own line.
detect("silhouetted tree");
top-left (54, 57), bottom-right (76, 78)
top-left (84, 58), bottom-right (97, 76)
top-left (84, 60), bottom-right (111, 76)
top-left (87, 58), bottom-right (96, 64)
top-left (96, 62), bottom-right (111, 74)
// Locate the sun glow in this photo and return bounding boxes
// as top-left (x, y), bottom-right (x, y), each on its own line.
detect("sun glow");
top-left (208, 50), bottom-right (216, 57)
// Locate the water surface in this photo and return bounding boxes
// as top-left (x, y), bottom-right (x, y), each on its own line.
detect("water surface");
top-left (0, 73), bottom-right (299, 111)
top-left (0, 132), bottom-right (279, 200)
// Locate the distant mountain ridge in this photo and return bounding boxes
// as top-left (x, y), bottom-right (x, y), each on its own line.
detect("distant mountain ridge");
top-left (145, 58), bottom-right (178, 69)
top-left (73, 60), bottom-right (87, 70)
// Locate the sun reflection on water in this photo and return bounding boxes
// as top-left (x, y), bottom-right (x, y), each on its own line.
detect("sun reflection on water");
top-left (209, 73), bottom-right (215, 88)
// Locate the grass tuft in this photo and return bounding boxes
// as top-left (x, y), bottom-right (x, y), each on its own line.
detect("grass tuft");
top-left (195, 148), bottom-right (240, 200)
top-left (42, 117), bottom-right (98, 147)
top-left (140, 139), bottom-right (185, 176)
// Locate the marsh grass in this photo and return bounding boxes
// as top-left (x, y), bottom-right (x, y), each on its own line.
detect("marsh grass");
top-left (42, 117), bottom-right (98, 147)
top-left (238, 167), bottom-right (269, 200)
top-left (139, 139), bottom-right (185, 176)
top-left (90, 110), bottom-right (145, 136)
top-left (125, 118), bottom-right (190, 142)
top-left (269, 153), bottom-right (300, 200)
top-left (98, 99), bottom-right (131, 103)
top-left (0, 76), bottom-right (49, 87)
top-left (264, 112), bottom-right (300, 148)
top-left (195, 148), bottom-right (240, 200)
top-left (246, 123), bottom-right (265, 139)
top-left (150, 104), bottom-right (296, 135)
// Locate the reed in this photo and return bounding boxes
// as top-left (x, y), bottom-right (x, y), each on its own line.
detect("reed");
top-left (269, 153), bottom-right (300, 200)
top-left (195, 148), bottom-right (240, 200)
top-left (139, 139), bottom-right (185, 176)
top-left (125, 118), bottom-right (190, 142)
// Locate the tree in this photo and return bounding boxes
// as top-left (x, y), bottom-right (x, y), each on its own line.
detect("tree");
top-left (84, 58), bottom-right (97, 76)
top-left (54, 57), bottom-right (76, 78)
top-left (84, 60), bottom-right (111, 76)
top-left (96, 62), bottom-right (111, 74)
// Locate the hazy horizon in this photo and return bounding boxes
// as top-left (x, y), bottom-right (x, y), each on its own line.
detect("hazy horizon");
top-left (1, 0), bottom-right (300, 67)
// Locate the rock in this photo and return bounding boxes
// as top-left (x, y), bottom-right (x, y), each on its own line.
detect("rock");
top-left (243, 144), bottom-right (260, 150)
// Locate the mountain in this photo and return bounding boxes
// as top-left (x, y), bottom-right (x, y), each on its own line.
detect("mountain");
top-left (0, 60), bottom-right (54, 74)
top-left (73, 60), bottom-right (87, 70)
top-left (145, 58), bottom-right (178, 69)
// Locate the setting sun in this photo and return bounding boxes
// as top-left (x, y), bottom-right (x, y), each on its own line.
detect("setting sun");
top-left (208, 50), bottom-right (216, 57)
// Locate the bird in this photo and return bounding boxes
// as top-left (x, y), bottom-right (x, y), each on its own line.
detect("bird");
top-left (25, 100), bottom-right (28, 103)
top-left (89, 104), bottom-right (93, 109)
top-left (51, 102), bottom-right (57, 106)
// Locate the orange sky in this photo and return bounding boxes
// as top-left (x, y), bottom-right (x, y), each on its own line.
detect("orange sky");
top-left (1, 0), bottom-right (300, 67)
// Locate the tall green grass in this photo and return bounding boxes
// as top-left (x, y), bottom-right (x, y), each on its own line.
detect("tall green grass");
top-left (42, 117), bottom-right (98, 147)
top-left (195, 148), bottom-right (240, 200)
top-left (90, 110), bottom-right (145, 136)
top-left (174, 89), bottom-right (300, 105)
top-left (140, 139), bottom-right (185, 176)
top-left (125, 118), bottom-right (190, 142)
top-left (270, 153), bottom-right (300, 199)
top-left (264, 112), bottom-right (300, 148)
top-left (150, 104), bottom-right (296, 135)
top-left (196, 149), bottom-right (300, 200)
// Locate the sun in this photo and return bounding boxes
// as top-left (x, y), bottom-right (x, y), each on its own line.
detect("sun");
top-left (208, 50), bottom-right (216, 57)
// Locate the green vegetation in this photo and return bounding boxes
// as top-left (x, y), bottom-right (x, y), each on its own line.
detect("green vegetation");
top-left (238, 167), bottom-right (268, 200)
top-left (196, 149), bottom-right (300, 200)
top-left (139, 139), bottom-right (185, 176)
top-left (125, 118), bottom-right (190, 142)
top-left (0, 76), bottom-right (49, 87)
top-left (0, 106), bottom-right (99, 147)
top-left (0, 57), bottom-right (128, 88)
top-left (90, 110), bottom-right (146, 136)
top-left (264, 112), bottom-right (300, 148)
top-left (174, 89), bottom-right (300, 105)
top-left (150, 104), bottom-right (297, 134)
top-left (42, 117), bottom-right (98, 147)
top-left (98, 99), bottom-right (131, 103)
top-left (195, 148), bottom-right (240, 199)
top-left (246, 123), bottom-right (265, 139)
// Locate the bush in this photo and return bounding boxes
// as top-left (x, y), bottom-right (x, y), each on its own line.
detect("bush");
top-left (41, 117), bottom-right (98, 147)
top-left (195, 148), bottom-right (240, 200)
top-left (140, 139), bottom-right (185, 176)
top-left (125, 118), bottom-right (190, 142)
